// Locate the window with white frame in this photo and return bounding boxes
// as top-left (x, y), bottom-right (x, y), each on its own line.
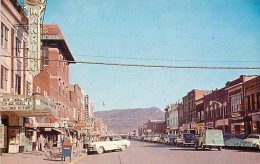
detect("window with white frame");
top-left (201, 111), bottom-right (204, 120)
top-left (44, 91), bottom-right (48, 97)
top-left (1, 23), bottom-right (9, 49)
top-left (231, 94), bottom-right (242, 112)
top-left (0, 65), bottom-right (8, 90)
top-left (16, 37), bottom-right (21, 57)
top-left (36, 86), bottom-right (41, 94)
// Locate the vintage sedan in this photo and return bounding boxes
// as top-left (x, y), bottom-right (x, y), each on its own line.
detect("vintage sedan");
top-left (239, 134), bottom-right (260, 150)
top-left (87, 136), bottom-right (131, 154)
top-left (224, 134), bottom-right (247, 148)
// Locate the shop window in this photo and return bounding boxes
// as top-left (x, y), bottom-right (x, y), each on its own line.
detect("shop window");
top-left (0, 65), bottom-right (8, 90)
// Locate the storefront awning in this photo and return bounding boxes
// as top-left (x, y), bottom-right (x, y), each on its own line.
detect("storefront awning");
top-left (52, 128), bottom-right (64, 134)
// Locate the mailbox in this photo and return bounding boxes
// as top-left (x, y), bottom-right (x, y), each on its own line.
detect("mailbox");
top-left (61, 140), bottom-right (72, 161)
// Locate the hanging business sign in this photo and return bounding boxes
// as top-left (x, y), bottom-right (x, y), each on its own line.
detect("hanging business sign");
top-left (24, 0), bottom-right (46, 77)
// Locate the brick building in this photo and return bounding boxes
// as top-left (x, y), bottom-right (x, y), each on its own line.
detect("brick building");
top-left (145, 120), bottom-right (167, 135)
top-left (181, 89), bottom-right (211, 134)
top-left (226, 75), bottom-right (257, 135)
top-left (203, 87), bottom-right (228, 133)
top-left (33, 24), bottom-right (75, 124)
top-left (244, 76), bottom-right (260, 134)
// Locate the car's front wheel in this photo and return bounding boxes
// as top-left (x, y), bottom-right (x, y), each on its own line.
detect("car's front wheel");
top-left (121, 145), bottom-right (127, 151)
top-left (97, 147), bottom-right (104, 154)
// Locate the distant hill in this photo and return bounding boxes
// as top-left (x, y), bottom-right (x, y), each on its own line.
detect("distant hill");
top-left (94, 107), bottom-right (165, 134)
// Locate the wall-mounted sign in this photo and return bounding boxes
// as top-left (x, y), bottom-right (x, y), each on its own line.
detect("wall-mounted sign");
top-left (0, 96), bottom-right (33, 111)
top-left (37, 123), bottom-right (59, 128)
top-left (0, 124), bottom-right (4, 148)
top-left (24, 0), bottom-right (46, 77)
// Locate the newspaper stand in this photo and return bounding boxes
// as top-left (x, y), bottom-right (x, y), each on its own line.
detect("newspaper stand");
top-left (61, 140), bottom-right (72, 162)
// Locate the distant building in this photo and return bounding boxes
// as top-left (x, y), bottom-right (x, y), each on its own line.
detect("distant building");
top-left (165, 102), bottom-right (182, 135)
top-left (144, 120), bottom-right (167, 135)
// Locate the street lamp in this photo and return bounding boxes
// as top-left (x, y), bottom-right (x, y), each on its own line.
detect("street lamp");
top-left (210, 101), bottom-right (225, 134)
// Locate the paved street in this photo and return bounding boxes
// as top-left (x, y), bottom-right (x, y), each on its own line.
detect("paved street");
top-left (0, 150), bottom-right (86, 164)
top-left (78, 140), bottom-right (260, 164)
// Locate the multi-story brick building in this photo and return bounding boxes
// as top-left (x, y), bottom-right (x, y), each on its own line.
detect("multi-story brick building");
top-left (203, 87), bottom-right (228, 133)
top-left (226, 75), bottom-right (257, 134)
top-left (181, 89), bottom-right (211, 134)
top-left (34, 24), bottom-right (75, 124)
top-left (69, 84), bottom-right (85, 123)
top-left (145, 120), bottom-right (167, 135)
top-left (244, 75), bottom-right (260, 134)
top-left (195, 97), bottom-right (205, 133)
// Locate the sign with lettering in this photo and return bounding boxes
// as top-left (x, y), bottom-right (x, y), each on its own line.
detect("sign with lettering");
top-left (24, 0), bottom-right (46, 77)
top-left (37, 123), bottom-right (59, 128)
top-left (0, 95), bottom-right (33, 111)
top-left (0, 124), bottom-right (4, 148)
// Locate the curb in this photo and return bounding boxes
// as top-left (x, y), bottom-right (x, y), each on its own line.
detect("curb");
top-left (68, 153), bottom-right (87, 164)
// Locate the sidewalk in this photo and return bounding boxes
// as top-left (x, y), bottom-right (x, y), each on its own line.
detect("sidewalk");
top-left (0, 150), bottom-right (87, 164)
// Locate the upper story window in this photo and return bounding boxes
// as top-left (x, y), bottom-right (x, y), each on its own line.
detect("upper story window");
top-left (231, 93), bottom-right (242, 112)
top-left (201, 111), bottom-right (204, 120)
top-left (16, 37), bottom-right (21, 57)
top-left (36, 86), bottom-right (41, 94)
top-left (0, 65), bottom-right (8, 90)
top-left (1, 23), bottom-right (9, 49)
top-left (15, 74), bottom-right (21, 94)
top-left (26, 81), bottom-right (31, 95)
top-left (44, 91), bottom-right (48, 97)
top-left (41, 46), bottom-right (49, 65)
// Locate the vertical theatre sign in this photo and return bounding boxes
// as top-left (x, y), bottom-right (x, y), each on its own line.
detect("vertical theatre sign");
top-left (24, 0), bottom-right (46, 77)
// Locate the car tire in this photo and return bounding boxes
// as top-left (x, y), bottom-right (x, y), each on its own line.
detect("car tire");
top-left (201, 143), bottom-right (205, 150)
top-left (121, 145), bottom-right (127, 151)
top-left (97, 147), bottom-right (104, 154)
top-left (218, 147), bottom-right (222, 151)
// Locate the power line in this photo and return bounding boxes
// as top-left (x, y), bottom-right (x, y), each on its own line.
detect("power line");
top-left (73, 54), bottom-right (260, 63)
top-left (1, 55), bottom-right (260, 70)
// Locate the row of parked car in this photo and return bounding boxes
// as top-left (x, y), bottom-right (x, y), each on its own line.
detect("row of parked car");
top-left (134, 130), bottom-right (260, 151)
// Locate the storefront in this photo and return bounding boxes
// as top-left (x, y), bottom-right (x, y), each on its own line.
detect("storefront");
top-left (251, 113), bottom-right (260, 133)
top-left (37, 122), bottom-right (64, 148)
top-left (215, 119), bottom-right (229, 134)
top-left (196, 123), bottom-right (205, 134)
top-left (231, 117), bottom-right (245, 134)
top-left (205, 122), bottom-right (214, 129)
top-left (0, 93), bottom-right (58, 153)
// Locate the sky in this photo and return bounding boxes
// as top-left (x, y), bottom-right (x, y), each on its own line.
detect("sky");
top-left (43, 0), bottom-right (260, 111)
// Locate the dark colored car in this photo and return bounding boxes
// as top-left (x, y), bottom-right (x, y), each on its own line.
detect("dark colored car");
top-left (176, 133), bottom-right (197, 146)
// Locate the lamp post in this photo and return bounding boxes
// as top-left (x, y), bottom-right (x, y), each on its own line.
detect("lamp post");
top-left (210, 101), bottom-right (225, 134)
